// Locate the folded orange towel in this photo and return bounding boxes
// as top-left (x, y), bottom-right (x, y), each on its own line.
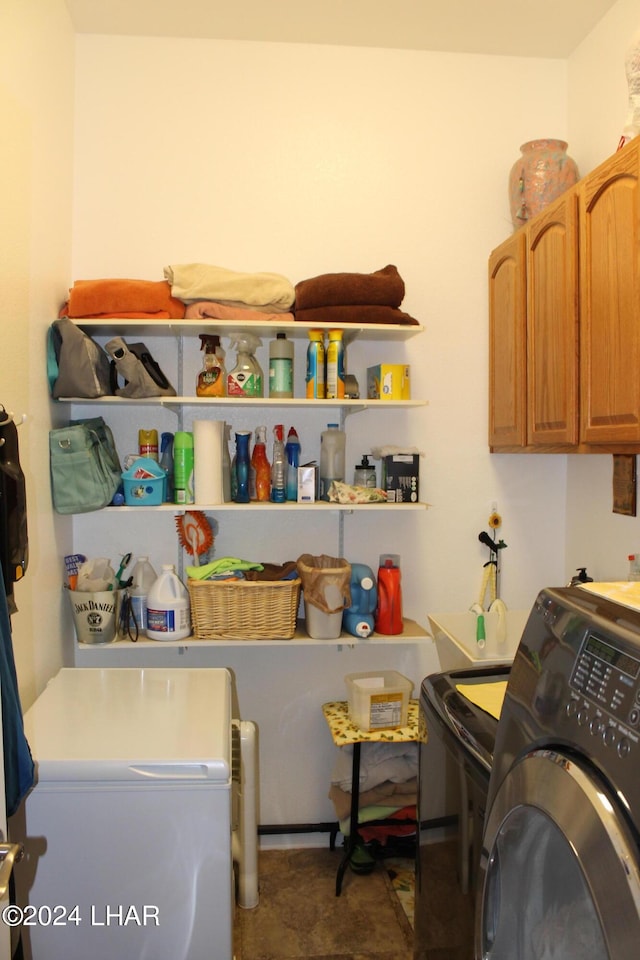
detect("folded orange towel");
top-left (294, 304), bottom-right (419, 326)
top-left (63, 279), bottom-right (186, 319)
top-left (295, 265), bottom-right (405, 310)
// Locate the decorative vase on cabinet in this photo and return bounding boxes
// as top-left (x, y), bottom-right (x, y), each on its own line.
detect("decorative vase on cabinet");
top-left (508, 139), bottom-right (578, 230)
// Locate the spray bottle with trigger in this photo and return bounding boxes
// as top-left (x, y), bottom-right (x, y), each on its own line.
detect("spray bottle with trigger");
top-left (196, 334), bottom-right (226, 397)
top-left (227, 333), bottom-right (264, 398)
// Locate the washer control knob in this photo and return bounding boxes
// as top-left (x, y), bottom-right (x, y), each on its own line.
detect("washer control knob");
top-left (617, 737), bottom-right (631, 759)
top-left (603, 726), bottom-right (617, 748)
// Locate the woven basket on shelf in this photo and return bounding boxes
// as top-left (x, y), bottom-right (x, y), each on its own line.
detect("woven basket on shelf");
top-left (187, 577), bottom-right (302, 641)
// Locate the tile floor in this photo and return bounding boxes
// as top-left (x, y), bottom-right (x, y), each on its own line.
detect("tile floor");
top-left (234, 847), bottom-right (414, 960)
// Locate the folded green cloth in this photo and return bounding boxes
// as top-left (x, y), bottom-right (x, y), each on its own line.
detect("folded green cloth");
top-left (186, 557), bottom-right (264, 580)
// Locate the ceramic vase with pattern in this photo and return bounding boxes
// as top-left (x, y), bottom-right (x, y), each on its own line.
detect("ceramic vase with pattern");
top-left (508, 139), bottom-right (578, 230)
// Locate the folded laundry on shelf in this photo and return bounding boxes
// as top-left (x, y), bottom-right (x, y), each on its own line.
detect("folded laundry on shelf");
top-left (61, 279), bottom-right (186, 319)
top-left (164, 263), bottom-right (296, 310)
top-left (331, 740), bottom-right (418, 793)
top-left (295, 264), bottom-right (405, 310)
top-left (294, 304), bottom-right (419, 326)
top-left (339, 804), bottom-right (417, 842)
top-left (329, 778), bottom-right (417, 820)
top-left (184, 301), bottom-right (295, 323)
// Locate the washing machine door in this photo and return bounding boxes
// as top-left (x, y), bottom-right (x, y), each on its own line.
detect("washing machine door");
top-left (476, 748), bottom-right (640, 960)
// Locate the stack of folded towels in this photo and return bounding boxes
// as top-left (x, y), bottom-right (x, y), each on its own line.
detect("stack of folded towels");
top-left (329, 740), bottom-right (418, 843)
top-left (294, 264), bottom-right (419, 326)
top-left (60, 264), bottom-right (297, 322)
top-left (165, 263), bottom-right (296, 322)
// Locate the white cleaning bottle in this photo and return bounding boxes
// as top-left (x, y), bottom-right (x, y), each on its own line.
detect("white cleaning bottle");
top-left (146, 564), bottom-right (191, 641)
top-left (128, 557), bottom-right (157, 636)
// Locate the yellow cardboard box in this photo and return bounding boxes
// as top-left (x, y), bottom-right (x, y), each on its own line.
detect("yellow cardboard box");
top-left (366, 364), bottom-right (411, 400)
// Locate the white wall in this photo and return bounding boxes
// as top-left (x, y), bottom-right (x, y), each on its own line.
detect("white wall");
top-left (68, 35), bottom-right (573, 831)
top-left (565, 0), bottom-right (640, 583)
top-left (1, 0), bottom-right (75, 708)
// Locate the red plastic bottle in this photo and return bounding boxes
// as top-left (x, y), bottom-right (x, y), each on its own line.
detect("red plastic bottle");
top-left (250, 426), bottom-right (271, 502)
top-left (375, 555), bottom-right (403, 635)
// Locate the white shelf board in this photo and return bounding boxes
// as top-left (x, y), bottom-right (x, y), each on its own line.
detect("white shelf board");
top-left (75, 618), bottom-right (430, 650)
top-left (74, 317), bottom-right (424, 343)
top-left (98, 500), bottom-right (428, 513)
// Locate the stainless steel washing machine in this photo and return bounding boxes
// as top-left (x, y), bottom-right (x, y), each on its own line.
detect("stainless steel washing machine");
top-left (415, 665), bottom-right (509, 960)
top-left (476, 585), bottom-right (640, 959)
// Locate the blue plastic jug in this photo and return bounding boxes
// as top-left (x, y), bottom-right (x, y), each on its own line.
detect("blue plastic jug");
top-left (342, 563), bottom-right (377, 638)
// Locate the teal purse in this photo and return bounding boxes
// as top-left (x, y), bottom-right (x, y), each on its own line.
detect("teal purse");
top-left (49, 418), bottom-right (121, 514)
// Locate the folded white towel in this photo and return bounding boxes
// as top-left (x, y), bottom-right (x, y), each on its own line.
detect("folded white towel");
top-left (331, 741), bottom-right (418, 793)
top-left (164, 263), bottom-right (295, 309)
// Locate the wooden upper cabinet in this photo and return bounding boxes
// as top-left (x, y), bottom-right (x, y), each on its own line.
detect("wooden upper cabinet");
top-left (526, 191), bottom-right (579, 446)
top-left (579, 138), bottom-right (640, 444)
top-left (488, 231), bottom-right (526, 449)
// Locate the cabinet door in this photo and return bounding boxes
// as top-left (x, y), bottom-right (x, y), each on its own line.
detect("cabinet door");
top-left (579, 139), bottom-right (640, 444)
top-left (488, 232), bottom-right (527, 448)
top-left (526, 191), bottom-right (579, 446)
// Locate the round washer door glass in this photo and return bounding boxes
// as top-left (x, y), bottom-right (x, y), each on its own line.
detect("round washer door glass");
top-left (478, 749), bottom-right (640, 959)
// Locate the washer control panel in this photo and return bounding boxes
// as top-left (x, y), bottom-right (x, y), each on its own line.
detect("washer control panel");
top-left (568, 631), bottom-right (640, 758)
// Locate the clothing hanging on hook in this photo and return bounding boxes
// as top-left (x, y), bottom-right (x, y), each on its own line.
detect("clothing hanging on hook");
top-left (0, 406), bottom-right (28, 614)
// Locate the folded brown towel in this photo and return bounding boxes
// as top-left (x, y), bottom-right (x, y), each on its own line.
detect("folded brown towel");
top-left (294, 304), bottom-right (419, 326)
top-left (295, 265), bottom-right (405, 310)
top-left (63, 279), bottom-right (186, 319)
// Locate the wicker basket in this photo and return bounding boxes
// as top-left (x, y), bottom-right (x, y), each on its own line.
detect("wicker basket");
top-left (187, 577), bottom-right (302, 641)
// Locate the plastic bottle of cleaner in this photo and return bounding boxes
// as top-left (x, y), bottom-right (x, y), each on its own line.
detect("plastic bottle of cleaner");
top-left (306, 330), bottom-right (325, 399)
top-left (250, 426), bottom-right (271, 501)
top-left (227, 333), bottom-right (264, 398)
top-left (196, 334), bottom-right (226, 397)
top-left (234, 430), bottom-right (251, 503)
top-left (375, 554), bottom-right (403, 635)
top-left (223, 423), bottom-right (232, 502)
top-left (173, 431), bottom-right (194, 504)
top-left (128, 557), bottom-right (157, 637)
top-left (319, 423), bottom-right (346, 500)
top-left (160, 432), bottom-right (174, 503)
top-left (343, 563), bottom-right (377, 638)
top-left (326, 329), bottom-right (345, 399)
top-left (269, 333), bottom-right (294, 399)
top-left (285, 426), bottom-right (301, 501)
top-left (270, 424), bottom-right (286, 503)
top-left (354, 454), bottom-right (376, 488)
top-left (138, 428), bottom-right (159, 461)
top-left (146, 564), bottom-right (190, 641)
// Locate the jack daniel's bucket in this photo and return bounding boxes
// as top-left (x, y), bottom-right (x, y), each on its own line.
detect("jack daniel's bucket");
top-left (69, 589), bottom-right (121, 644)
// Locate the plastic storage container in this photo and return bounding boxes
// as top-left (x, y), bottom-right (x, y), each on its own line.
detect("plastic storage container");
top-left (121, 457), bottom-right (166, 506)
top-left (146, 564), bottom-right (190, 641)
top-left (345, 670), bottom-right (413, 731)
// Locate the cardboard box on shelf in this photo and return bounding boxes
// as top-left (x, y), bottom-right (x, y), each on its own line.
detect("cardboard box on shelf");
top-left (366, 364), bottom-right (411, 401)
top-left (382, 453), bottom-right (419, 503)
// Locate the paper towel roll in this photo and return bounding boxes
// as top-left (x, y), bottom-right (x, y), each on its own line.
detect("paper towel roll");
top-left (193, 420), bottom-right (225, 504)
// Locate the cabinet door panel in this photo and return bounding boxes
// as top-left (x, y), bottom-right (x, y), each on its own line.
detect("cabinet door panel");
top-left (526, 193), bottom-right (579, 445)
top-left (489, 232), bottom-right (526, 448)
top-left (580, 140), bottom-right (640, 443)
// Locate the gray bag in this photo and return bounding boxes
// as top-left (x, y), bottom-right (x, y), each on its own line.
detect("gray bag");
top-left (106, 337), bottom-right (177, 398)
top-left (48, 318), bottom-right (112, 399)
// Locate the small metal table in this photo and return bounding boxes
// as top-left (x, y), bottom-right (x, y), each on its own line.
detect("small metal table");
top-left (322, 699), bottom-right (425, 895)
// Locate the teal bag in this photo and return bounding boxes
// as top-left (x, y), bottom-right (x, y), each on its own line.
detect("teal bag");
top-left (49, 418), bottom-right (121, 514)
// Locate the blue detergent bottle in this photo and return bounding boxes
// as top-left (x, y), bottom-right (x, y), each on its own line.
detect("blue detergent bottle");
top-left (285, 427), bottom-right (301, 501)
top-left (342, 563), bottom-right (377, 638)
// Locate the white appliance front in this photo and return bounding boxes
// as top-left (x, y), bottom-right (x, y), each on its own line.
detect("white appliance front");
top-left (13, 667), bottom-right (234, 960)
